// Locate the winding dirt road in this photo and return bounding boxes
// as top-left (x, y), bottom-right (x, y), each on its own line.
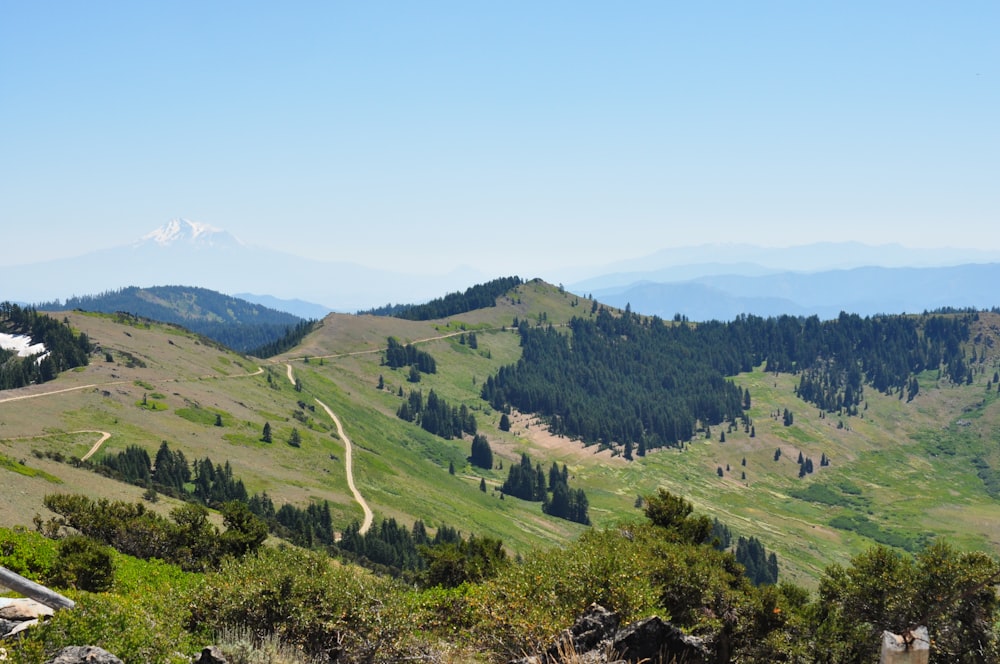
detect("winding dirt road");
top-left (284, 364), bottom-right (372, 534)
top-left (315, 398), bottom-right (373, 534)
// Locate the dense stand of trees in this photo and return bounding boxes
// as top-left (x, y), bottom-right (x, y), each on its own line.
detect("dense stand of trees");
top-left (362, 276), bottom-right (523, 320)
top-left (501, 453), bottom-right (590, 525)
top-left (735, 535), bottom-right (779, 586)
top-left (336, 517), bottom-right (505, 587)
top-left (396, 388), bottom-right (477, 439)
top-left (250, 319), bottom-right (320, 358)
top-left (384, 337), bottom-right (437, 374)
top-left (469, 434), bottom-right (494, 469)
top-left (482, 309), bottom-right (976, 451)
top-left (0, 302), bottom-right (91, 389)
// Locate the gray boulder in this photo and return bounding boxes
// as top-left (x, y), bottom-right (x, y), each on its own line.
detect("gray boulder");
top-left (45, 646), bottom-right (124, 664)
top-left (510, 603), bottom-right (709, 664)
top-left (612, 616), bottom-right (709, 664)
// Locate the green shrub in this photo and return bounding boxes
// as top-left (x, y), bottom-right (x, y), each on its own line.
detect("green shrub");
top-left (0, 526), bottom-right (57, 581)
top-left (449, 527), bottom-right (664, 657)
top-left (11, 591), bottom-right (194, 664)
top-left (188, 546), bottom-right (414, 663)
top-left (47, 535), bottom-right (115, 592)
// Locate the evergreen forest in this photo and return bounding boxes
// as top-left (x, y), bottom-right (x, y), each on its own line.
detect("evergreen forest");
top-left (362, 276), bottom-right (523, 320)
top-left (482, 308), bottom-right (975, 452)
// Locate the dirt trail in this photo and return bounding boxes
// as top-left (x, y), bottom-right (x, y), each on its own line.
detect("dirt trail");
top-left (79, 431), bottom-right (112, 461)
top-left (284, 364), bottom-right (373, 534)
top-left (315, 398), bottom-right (374, 535)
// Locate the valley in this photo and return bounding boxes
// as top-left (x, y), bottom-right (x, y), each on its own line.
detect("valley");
top-left (2, 281), bottom-right (1000, 590)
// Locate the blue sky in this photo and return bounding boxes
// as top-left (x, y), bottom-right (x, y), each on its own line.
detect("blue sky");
top-left (2, 2), bottom-right (997, 276)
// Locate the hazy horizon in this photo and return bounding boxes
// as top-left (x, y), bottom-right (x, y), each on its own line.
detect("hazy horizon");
top-left (3, 4), bottom-right (997, 278)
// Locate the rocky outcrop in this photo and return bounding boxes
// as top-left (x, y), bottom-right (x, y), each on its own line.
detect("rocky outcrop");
top-left (510, 603), bottom-right (709, 664)
top-left (0, 597), bottom-right (55, 639)
top-left (44, 646), bottom-right (124, 664)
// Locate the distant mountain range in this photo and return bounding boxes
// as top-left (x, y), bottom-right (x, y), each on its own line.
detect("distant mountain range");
top-left (583, 263), bottom-right (1000, 321)
top-left (3, 218), bottom-right (487, 314)
top-left (5, 218), bottom-right (1000, 321)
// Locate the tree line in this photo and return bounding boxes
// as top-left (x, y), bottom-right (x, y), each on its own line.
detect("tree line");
top-left (501, 452), bottom-right (590, 525)
top-left (362, 276), bottom-right (523, 320)
top-left (396, 388), bottom-right (477, 439)
top-left (384, 336), bottom-right (437, 374)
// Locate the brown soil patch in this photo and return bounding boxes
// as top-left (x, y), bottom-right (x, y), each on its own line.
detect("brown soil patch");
top-left (494, 410), bottom-right (626, 467)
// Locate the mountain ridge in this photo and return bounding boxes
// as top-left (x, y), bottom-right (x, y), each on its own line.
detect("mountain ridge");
top-left (6, 218), bottom-right (1000, 317)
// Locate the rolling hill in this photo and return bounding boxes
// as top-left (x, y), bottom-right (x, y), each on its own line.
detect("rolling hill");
top-left (35, 285), bottom-right (309, 354)
top-left (2, 279), bottom-right (1000, 589)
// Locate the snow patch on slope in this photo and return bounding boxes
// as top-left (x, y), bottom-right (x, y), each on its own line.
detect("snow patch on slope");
top-left (0, 333), bottom-right (47, 357)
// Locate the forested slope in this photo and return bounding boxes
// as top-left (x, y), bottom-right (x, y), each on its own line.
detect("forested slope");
top-left (483, 307), bottom-right (974, 452)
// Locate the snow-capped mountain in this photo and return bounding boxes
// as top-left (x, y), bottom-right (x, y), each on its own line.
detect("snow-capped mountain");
top-left (3, 219), bottom-right (486, 313)
top-left (135, 218), bottom-right (244, 250)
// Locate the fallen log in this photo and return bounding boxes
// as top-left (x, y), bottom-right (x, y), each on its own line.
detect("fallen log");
top-left (0, 566), bottom-right (75, 610)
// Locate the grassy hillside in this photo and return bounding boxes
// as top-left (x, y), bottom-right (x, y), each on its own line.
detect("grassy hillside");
top-left (2, 282), bottom-right (999, 588)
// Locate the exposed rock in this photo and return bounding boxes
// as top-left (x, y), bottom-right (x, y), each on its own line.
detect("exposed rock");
top-left (194, 645), bottom-right (229, 664)
top-left (0, 597), bottom-right (56, 640)
top-left (44, 645), bottom-right (124, 664)
top-left (613, 616), bottom-right (708, 664)
top-left (0, 598), bottom-right (55, 620)
top-left (6, 618), bottom-right (39, 636)
top-left (555, 602), bottom-right (621, 655)
top-left (509, 604), bottom-right (708, 664)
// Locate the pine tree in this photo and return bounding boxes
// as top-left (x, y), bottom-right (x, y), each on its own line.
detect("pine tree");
top-left (479, 478), bottom-right (487, 492)
top-left (261, 422), bottom-right (272, 443)
top-left (470, 434), bottom-right (493, 470)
